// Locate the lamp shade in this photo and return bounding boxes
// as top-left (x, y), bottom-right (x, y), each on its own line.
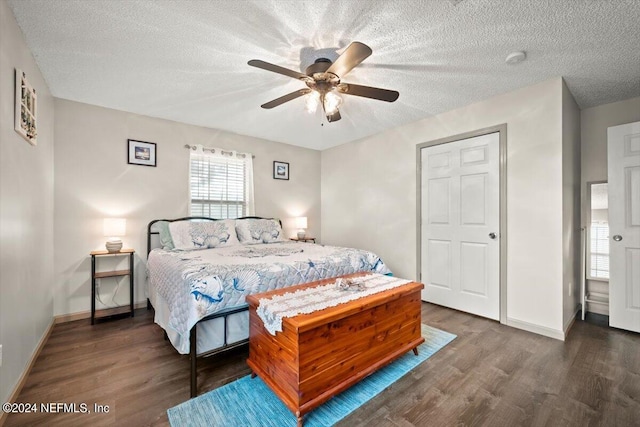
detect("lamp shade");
top-left (103, 218), bottom-right (126, 237)
top-left (295, 217), bottom-right (307, 229)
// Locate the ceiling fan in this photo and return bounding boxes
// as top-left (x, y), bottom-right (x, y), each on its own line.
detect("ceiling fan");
top-left (248, 42), bottom-right (399, 123)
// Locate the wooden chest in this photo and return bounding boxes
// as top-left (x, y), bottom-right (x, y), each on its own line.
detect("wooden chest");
top-left (246, 273), bottom-right (424, 426)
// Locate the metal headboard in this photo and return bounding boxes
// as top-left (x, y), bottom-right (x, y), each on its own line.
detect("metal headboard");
top-left (146, 216), bottom-right (283, 256)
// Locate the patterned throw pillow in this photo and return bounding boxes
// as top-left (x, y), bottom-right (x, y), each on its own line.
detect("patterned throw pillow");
top-left (235, 218), bottom-right (285, 244)
top-left (156, 221), bottom-right (175, 250)
top-left (169, 219), bottom-right (240, 250)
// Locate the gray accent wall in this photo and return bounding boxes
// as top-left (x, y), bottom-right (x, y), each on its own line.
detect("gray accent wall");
top-left (0, 0), bottom-right (55, 404)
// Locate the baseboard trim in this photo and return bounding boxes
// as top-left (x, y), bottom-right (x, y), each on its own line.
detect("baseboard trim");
top-left (53, 301), bottom-right (148, 324)
top-left (506, 317), bottom-right (565, 341)
top-left (563, 305), bottom-right (580, 338)
top-left (0, 319), bottom-right (55, 427)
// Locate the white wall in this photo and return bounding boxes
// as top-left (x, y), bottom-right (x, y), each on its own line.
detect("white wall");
top-left (580, 96), bottom-right (640, 314)
top-left (322, 78), bottom-right (568, 336)
top-left (562, 79), bottom-right (581, 331)
top-left (54, 99), bottom-right (321, 316)
top-left (0, 0), bottom-right (55, 404)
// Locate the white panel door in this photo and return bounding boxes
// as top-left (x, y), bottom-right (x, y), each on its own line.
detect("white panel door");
top-left (608, 121), bottom-right (640, 333)
top-left (420, 132), bottom-right (500, 320)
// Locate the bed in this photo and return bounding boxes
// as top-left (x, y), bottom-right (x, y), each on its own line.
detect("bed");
top-left (146, 216), bottom-right (392, 397)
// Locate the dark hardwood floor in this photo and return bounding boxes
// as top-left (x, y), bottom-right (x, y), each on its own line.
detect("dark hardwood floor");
top-left (5, 304), bottom-right (639, 427)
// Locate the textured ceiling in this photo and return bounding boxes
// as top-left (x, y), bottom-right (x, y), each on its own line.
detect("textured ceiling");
top-left (8, 0), bottom-right (640, 150)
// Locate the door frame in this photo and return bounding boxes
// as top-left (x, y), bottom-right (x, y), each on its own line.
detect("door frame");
top-left (416, 124), bottom-right (508, 324)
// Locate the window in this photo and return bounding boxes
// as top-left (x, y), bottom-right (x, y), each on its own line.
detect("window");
top-left (590, 223), bottom-right (609, 278)
top-left (588, 182), bottom-right (609, 280)
top-left (189, 146), bottom-right (254, 218)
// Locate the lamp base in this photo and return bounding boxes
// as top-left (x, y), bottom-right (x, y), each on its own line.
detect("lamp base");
top-left (105, 240), bottom-right (122, 253)
top-left (297, 231), bottom-right (306, 239)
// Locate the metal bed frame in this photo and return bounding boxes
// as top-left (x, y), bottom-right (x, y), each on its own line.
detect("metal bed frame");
top-left (146, 216), bottom-right (281, 397)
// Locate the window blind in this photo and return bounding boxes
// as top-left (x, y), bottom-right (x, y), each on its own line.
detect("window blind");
top-left (589, 223), bottom-right (609, 279)
top-left (189, 147), bottom-right (254, 219)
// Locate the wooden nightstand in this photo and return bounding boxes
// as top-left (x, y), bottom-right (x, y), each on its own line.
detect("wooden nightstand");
top-left (90, 249), bottom-right (134, 324)
top-left (290, 237), bottom-right (316, 243)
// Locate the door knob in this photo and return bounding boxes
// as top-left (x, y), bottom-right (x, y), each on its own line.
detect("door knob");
top-left (489, 232), bottom-right (497, 239)
top-left (613, 235), bottom-right (623, 242)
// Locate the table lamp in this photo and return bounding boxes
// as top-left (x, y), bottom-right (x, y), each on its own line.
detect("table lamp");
top-left (103, 218), bottom-right (126, 252)
top-left (295, 217), bottom-right (307, 239)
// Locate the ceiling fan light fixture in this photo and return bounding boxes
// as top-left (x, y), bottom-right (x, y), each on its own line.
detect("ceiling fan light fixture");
top-left (248, 41), bottom-right (398, 124)
top-left (305, 91), bottom-right (320, 113)
top-left (323, 91), bottom-right (342, 115)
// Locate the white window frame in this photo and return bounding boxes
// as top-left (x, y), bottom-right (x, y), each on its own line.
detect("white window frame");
top-left (189, 146), bottom-right (255, 219)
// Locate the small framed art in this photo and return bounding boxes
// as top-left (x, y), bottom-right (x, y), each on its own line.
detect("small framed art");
top-left (15, 69), bottom-right (37, 145)
top-left (128, 139), bottom-right (157, 167)
top-left (273, 161), bottom-right (289, 180)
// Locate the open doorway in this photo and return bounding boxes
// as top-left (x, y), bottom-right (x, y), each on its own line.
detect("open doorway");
top-left (583, 181), bottom-right (609, 317)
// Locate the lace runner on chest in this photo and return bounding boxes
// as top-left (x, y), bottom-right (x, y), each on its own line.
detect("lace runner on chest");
top-left (256, 273), bottom-right (412, 335)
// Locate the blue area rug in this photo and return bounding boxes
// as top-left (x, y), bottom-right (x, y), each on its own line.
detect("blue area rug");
top-left (168, 324), bottom-right (456, 427)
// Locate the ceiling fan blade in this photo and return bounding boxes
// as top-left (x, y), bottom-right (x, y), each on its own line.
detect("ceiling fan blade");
top-left (248, 59), bottom-right (311, 81)
top-left (337, 83), bottom-right (399, 102)
top-left (260, 89), bottom-right (311, 109)
top-left (327, 110), bottom-right (341, 123)
top-left (326, 42), bottom-right (372, 78)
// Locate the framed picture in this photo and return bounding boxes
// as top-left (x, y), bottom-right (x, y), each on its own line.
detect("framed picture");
top-left (273, 161), bottom-right (289, 180)
top-left (15, 69), bottom-right (37, 145)
top-left (128, 139), bottom-right (157, 167)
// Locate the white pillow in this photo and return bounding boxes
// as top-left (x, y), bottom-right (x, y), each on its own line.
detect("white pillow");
top-left (169, 219), bottom-right (240, 250)
top-left (236, 218), bottom-right (285, 244)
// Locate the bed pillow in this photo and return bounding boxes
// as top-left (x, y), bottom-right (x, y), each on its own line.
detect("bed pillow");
top-left (236, 218), bottom-right (285, 244)
top-left (169, 219), bottom-right (240, 250)
top-left (156, 221), bottom-right (175, 250)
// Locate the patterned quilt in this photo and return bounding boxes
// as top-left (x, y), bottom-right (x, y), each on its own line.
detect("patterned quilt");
top-left (147, 242), bottom-right (391, 353)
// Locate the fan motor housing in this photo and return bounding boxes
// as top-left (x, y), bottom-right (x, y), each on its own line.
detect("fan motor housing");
top-left (305, 58), bottom-right (340, 92)
top-left (305, 58), bottom-right (332, 76)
